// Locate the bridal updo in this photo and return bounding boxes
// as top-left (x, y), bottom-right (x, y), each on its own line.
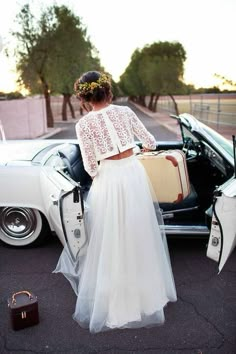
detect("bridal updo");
top-left (74, 71), bottom-right (112, 103)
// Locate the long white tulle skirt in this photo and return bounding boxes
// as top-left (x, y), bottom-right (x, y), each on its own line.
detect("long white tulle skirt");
top-left (53, 155), bottom-right (177, 333)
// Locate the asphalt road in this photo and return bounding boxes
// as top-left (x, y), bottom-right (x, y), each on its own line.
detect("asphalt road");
top-left (46, 101), bottom-right (179, 141)
top-left (0, 103), bottom-right (235, 353)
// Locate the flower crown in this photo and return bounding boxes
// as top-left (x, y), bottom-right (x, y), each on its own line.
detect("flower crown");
top-left (75, 74), bottom-right (111, 96)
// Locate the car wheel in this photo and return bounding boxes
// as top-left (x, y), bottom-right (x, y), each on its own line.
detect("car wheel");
top-left (0, 207), bottom-right (49, 247)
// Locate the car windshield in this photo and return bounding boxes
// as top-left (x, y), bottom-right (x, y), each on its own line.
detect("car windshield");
top-left (201, 124), bottom-right (234, 158)
top-left (179, 116), bottom-right (234, 158)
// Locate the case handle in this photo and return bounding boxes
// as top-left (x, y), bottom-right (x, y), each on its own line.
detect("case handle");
top-left (11, 291), bottom-right (33, 305)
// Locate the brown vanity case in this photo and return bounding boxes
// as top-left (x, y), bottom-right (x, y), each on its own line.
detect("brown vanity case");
top-left (8, 290), bottom-right (39, 330)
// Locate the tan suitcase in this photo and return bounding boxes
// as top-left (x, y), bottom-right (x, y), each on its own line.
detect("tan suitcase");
top-left (137, 150), bottom-right (190, 203)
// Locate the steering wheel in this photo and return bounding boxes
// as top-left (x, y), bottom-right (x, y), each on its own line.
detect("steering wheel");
top-left (183, 137), bottom-right (198, 160)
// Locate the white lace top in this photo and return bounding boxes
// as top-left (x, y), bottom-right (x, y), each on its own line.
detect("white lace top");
top-left (75, 104), bottom-right (156, 177)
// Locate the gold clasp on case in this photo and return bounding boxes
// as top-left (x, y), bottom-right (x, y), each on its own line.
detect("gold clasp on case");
top-left (21, 311), bottom-right (27, 319)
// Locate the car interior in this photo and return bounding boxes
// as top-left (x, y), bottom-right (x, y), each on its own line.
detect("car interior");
top-left (55, 131), bottom-right (234, 234)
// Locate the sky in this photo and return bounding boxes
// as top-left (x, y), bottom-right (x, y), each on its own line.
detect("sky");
top-left (0, 0), bottom-right (236, 92)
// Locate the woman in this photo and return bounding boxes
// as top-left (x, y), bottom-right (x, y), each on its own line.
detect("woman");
top-left (54, 71), bottom-right (177, 333)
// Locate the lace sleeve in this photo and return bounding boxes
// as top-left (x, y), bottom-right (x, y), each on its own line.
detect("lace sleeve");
top-left (128, 108), bottom-right (156, 150)
top-left (75, 120), bottom-right (98, 178)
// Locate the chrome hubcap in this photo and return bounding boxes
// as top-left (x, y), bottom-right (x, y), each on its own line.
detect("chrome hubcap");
top-left (0, 207), bottom-right (37, 240)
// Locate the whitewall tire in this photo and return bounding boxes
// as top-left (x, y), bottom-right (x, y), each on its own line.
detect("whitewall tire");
top-left (0, 207), bottom-right (48, 247)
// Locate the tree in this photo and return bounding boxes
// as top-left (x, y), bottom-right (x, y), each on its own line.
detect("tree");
top-left (0, 91), bottom-right (24, 100)
top-left (214, 74), bottom-right (236, 91)
top-left (119, 49), bottom-right (147, 106)
top-left (110, 79), bottom-right (122, 100)
top-left (45, 5), bottom-right (102, 121)
top-left (13, 4), bottom-right (56, 127)
top-left (119, 41), bottom-right (186, 114)
top-left (12, 4), bottom-right (102, 126)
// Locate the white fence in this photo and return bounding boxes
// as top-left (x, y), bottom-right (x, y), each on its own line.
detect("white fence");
top-left (157, 93), bottom-right (236, 135)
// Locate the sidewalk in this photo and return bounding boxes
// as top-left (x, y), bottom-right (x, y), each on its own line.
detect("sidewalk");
top-left (37, 127), bottom-right (63, 139)
top-left (38, 116), bottom-right (81, 139)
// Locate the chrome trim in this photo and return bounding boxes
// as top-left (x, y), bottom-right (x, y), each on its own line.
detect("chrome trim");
top-left (162, 206), bottom-right (199, 214)
top-left (165, 224), bottom-right (209, 235)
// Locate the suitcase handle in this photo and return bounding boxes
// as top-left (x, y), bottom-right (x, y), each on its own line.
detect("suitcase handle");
top-left (136, 150), bottom-right (165, 156)
top-left (11, 291), bottom-right (33, 305)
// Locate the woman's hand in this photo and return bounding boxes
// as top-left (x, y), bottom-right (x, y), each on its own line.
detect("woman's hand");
top-left (141, 147), bottom-right (152, 152)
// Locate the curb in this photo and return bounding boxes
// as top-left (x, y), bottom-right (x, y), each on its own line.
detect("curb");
top-left (36, 127), bottom-right (64, 140)
top-left (54, 117), bottom-right (81, 124)
top-left (37, 117), bottom-right (81, 139)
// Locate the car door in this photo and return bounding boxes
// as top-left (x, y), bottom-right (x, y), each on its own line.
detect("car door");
top-left (207, 135), bottom-right (236, 272)
top-left (207, 178), bottom-right (236, 272)
top-left (40, 167), bottom-right (87, 262)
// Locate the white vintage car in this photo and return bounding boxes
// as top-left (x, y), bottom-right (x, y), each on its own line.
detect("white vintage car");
top-left (0, 113), bottom-right (235, 272)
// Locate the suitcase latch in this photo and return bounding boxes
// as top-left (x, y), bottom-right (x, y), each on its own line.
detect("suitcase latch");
top-left (21, 311), bottom-right (27, 319)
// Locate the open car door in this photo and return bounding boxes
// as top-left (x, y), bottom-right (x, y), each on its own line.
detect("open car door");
top-left (40, 167), bottom-right (87, 261)
top-left (207, 135), bottom-right (236, 272)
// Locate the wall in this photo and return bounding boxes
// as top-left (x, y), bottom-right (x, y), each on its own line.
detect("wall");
top-left (0, 96), bottom-right (47, 139)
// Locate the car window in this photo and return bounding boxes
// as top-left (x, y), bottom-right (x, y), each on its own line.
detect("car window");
top-left (182, 125), bottom-right (200, 143)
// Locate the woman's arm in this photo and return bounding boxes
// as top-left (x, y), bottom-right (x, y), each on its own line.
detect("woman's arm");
top-left (128, 108), bottom-right (156, 150)
top-left (75, 120), bottom-right (98, 178)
